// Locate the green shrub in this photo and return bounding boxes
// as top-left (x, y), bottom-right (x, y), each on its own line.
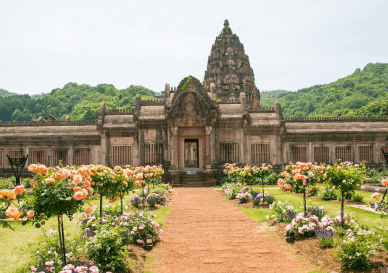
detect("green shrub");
top-left (0, 178), bottom-right (14, 189)
top-left (270, 200), bottom-right (298, 223)
top-left (319, 185), bottom-right (338, 200)
top-left (85, 227), bottom-right (130, 272)
top-left (352, 193), bottom-right (364, 202)
top-left (315, 228), bottom-right (335, 248)
top-left (28, 229), bottom-right (82, 271)
top-left (335, 227), bottom-right (380, 270)
top-left (337, 191), bottom-right (353, 201)
top-left (307, 185), bottom-right (319, 196)
top-left (223, 183), bottom-right (246, 199)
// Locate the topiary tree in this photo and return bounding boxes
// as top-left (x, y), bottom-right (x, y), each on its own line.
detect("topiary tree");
top-left (25, 164), bottom-right (92, 265)
top-left (89, 165), bottom-right (121, 217)
top-left (326, 162), bottom-right (364, 227)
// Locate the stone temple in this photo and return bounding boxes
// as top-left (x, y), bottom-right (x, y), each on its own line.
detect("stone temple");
top-left (1, 20), bottom-right (388, 185)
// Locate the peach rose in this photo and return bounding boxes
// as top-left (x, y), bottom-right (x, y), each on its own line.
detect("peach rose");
top-left (73, 175), bottom-right (83, 184)
top-left (81, 189), bottom-right (88, 198)
top-left (86, 187), bottom-right (93, 196)
top-left (73, 186), bottom-right (82, 192)
top-left (371, 192), bottom-right (381, 199)
top-left (37, 164), bottom-right (48, 175)
top-left (44, 177), bottom-right (56, 184)
top-left (14, 185), bottom-right (25, 195)
top-left (85, 204), bottom-right (94, 215)
top-left (381, 179), bottom-right (388, 187)
top-left (74, 191), bottom-right (84, 201)
top-left (27, 210), bottom-right (35, 218)
top-left (5, 206), bottom-right (20, 221)
top-left (28, 164), bottom-right (38, 173)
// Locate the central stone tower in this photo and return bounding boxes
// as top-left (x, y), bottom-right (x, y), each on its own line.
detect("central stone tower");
top-left (203, 19), bottom-right (260, 107)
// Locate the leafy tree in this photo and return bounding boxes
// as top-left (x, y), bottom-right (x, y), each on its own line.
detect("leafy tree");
top-left (261, 63), bottom-right (388, 118)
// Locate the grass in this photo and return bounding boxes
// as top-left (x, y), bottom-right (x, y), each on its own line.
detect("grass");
top-left (238, 188), bottom-right (387, 228)
top-left (0, 188), bottom-right (172, 272)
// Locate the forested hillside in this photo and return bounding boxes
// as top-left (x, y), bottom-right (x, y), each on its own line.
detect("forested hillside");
top-left (0, 83), bottom-right (155, 122)
top-left (0, 88), bottom-right (18, 98)
top-left (260, 63), bottom-right (388, 118)
top-left (1, 62), bottom-right (387, 122)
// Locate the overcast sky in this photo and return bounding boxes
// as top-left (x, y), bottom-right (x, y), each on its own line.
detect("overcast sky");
top-left (0, 0), bottom-right (387, 95)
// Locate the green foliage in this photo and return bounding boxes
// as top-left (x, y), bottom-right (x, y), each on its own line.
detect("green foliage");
top-left (0, 83), bottom-right (156, 122)
top-left (222, 183), bottom-right (246, 199)
top-left (319, 185), bottom-right (338, 200)
top-left (180, 76), bottom-right (192, 91)
top-left (307, 185), bottom-right (319, 196)
top-left (352, 193), bottom-right (364, 202)
top-left (212, 98), bottom-right (220, 103)
top-left (0, 178), bottom-right (14, 189)
top-left (29, 229), bottom-right (82, 271)
top-left (260, 89), bottom-right (293, 99)
top-left (327, 163), bottom-right (364, 195)
top-left (261, 63), bottom-right (388, 118)
top-left (0, 88), bottom-right (18, 98)
top-left (315, 228), bottom-right (335, 248)
top-left (85, 227), bottom-right (131, 271)
top-left (270, 200), bottom-right (299, 223)
top-left (334, 227), bottom-right (380, 270)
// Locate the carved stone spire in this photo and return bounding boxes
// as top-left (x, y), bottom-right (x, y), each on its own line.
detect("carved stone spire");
top-left (203, 19), bottom-right (260, 106)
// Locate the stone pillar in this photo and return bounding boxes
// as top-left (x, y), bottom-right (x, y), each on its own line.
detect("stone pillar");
top-left (171, 127), bottom-right (179, 170)
top-left (205, 126), bottom-right (212, 170)
top-left (210, 125), bottom-right (216, 167)
top-left (100, 133), bottom-right (107, 166)
top-left (47, 146), bottom-right (52, 167)
top-left (68, 145), bottom-right (73, 166)
top-left (241, 128), bottom-right (246, 164)
top-left (330, 142), bottom-right (335, 164)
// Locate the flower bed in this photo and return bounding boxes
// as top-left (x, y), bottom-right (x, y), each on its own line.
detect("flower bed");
top-left (0, 163), bottom-right (172, 272)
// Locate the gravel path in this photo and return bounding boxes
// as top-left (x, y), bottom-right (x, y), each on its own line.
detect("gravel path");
top-left (150, 188), bottom-right (315, 273)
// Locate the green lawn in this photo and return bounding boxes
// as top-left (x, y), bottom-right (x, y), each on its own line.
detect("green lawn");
top-left (238, 188), bottom-right (387, 228)
top-left (0, 189), bottom-right (172, 272)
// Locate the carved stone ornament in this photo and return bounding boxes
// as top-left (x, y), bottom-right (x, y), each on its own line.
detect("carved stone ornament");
top-left (167, 78), bottom-right (218, 127)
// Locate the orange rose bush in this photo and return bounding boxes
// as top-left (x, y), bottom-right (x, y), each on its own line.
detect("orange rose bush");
top-left (25, 164), bottom-right (93, 265)
top-left (25, 164), bottom-right (92, 226)
top-left (326, 162), bottom-right (364, 226)
top-left (88, 165), bottom-right (135, 216)
top-left (278, 162), bottom-right (326, 215)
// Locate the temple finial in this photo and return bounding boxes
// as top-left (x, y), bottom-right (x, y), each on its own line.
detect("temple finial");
top-left (224, 19), bottom-right (229, 27)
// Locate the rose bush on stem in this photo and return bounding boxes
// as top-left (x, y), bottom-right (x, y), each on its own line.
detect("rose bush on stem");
top-left (237, 165), bottom-right (251, 187)
top-left (25, 164), bottom-right (93, 265)
top-left (223, 163), bottom-right (239, 182)
top-left (112, 166), bottom-right (135, 214)
top-left (278, 162), bottom-right (325, 215)
top-left (326, 162), bottom-right (364, 228)
top-left (88, 165), bottom-right (122, 217)
top-left (255, 164), bottom-right (274, 205)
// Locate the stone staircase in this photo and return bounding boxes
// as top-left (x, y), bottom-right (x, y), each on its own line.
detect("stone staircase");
top-left (173, 172), bottom-right (215, 187)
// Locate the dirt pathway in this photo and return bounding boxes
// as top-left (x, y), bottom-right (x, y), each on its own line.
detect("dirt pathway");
top-left (150, 188), bottom-right (315, 273)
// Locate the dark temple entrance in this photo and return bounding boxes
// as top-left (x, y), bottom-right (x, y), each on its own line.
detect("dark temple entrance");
top-left (184, 139), bottom-right (199, 168)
